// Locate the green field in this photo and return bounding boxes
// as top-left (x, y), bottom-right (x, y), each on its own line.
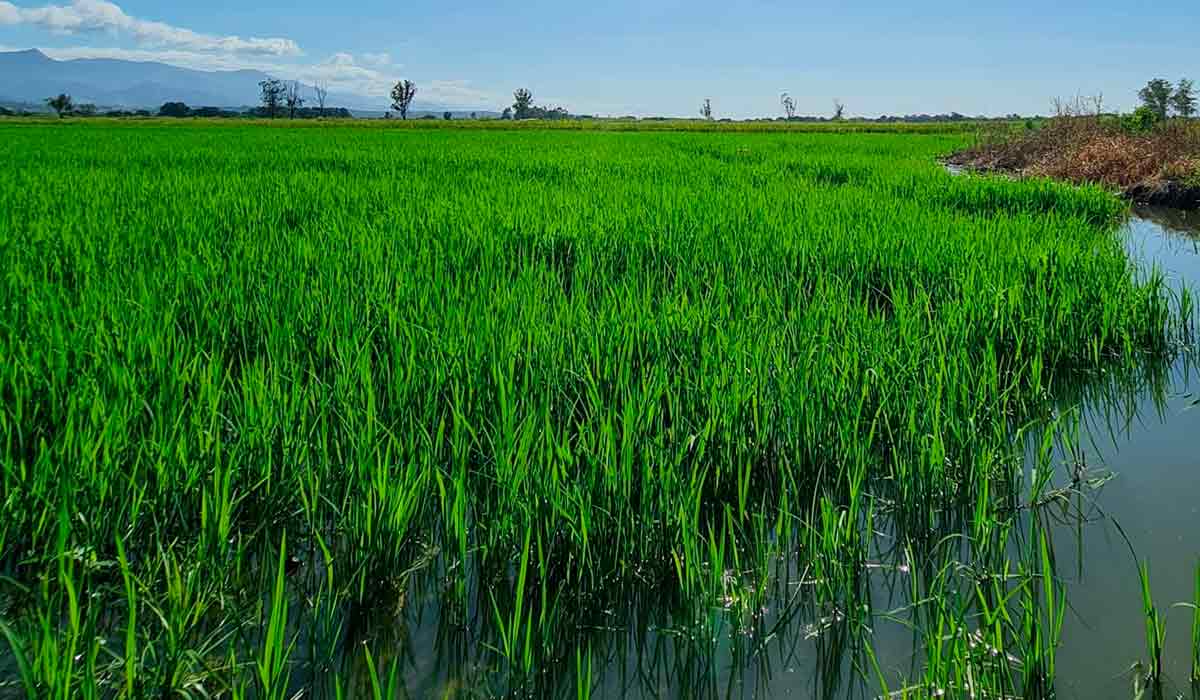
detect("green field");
top-left (0, 122), bottom-right (1191, 698)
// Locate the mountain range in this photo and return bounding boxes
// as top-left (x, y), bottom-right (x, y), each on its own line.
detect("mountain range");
top-left (0, 49), bottom-right (472, 114)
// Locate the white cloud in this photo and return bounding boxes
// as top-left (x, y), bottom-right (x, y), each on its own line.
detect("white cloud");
top-left (359, 52), bottom-right (391, 68)
top-left (1, 1), bottom-right (501, 107)
top-left (31, 45), bottom-right (500, 107)
top-left (0, 0), bottom-right (301, 56)
top-left (0, 2), bottom-right (21, 23)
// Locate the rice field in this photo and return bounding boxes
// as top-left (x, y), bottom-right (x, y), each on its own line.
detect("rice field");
top-left (0, 121), bottom-right (1193, 699)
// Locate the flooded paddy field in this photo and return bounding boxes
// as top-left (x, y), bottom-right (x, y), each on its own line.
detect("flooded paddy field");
top-left (0, 122), bottom-right (1194, 699)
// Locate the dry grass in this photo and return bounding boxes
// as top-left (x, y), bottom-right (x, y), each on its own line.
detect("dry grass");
top-left (949, 115), bottom-right (1200, 207)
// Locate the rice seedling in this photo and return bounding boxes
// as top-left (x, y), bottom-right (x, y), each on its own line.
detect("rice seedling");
top-left (0, 120), bottom-right (1191, 698)
top-left (1192, 562), bottom-right (1199, 686)
top-left (1133, 561), bottom-right (1168, 696)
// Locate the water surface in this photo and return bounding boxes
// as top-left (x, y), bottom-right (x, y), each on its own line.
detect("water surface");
top-left (1051, 207), bottom-right (1200, 699)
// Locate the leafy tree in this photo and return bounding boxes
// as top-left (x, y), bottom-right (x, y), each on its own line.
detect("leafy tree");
top-left (158, 102), bottom-right (190, 118)
top-left (1138, 79), bottom-right (1174, 121)
top-left (1171, 78), bottom-right (1196, 118)
top-left (443, 111), bottom-right (453, 120)
top-left (391, 80), bottom-right (417, 119)
top-left (513, 89), bottom-right (534, 119)
top-left (700, 98), bottom-right (712, 120)
top-left (259, 79), bottom-right (286, 119)
top-left (45, 93), bottom-right (72, 118)
top-left (780, 92), bottom-right (796, 120)
top-left (501, 107), bottom-right (513, 120)
top-left (285, 81), bottom-right (305, 119)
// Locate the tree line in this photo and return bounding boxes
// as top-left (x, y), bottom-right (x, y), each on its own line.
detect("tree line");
top-left (1137, 78), bottom-right (1196, 120)
top-left (35, 86), bottom-right (351, 120)
top-left (384, 81), bottom-right (578, 121)
top-left (256, 79), bottom-right (348, 119)
top-left (31, 76), bottom-right (1200, 124)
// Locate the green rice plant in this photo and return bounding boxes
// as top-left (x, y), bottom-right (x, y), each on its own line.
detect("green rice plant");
top-left (1138, 561), bottom-right (1167, 689)
top-left (360, 644), bottom-right (400, 700)
top-left (1192, 561), bottom-right (1199, 685)
top-left (0, 619), bottom-right (36, 699)
top-left (575, 643), bottom-right (593, 700)
top-left (115, 535), bottom-right (137, 698)
top-left (0, 120), bottom-right (1189, 698)
top-left (488, 525), bottom-right (534, 676)
top-left (256, 535), bottom-right (296, 700)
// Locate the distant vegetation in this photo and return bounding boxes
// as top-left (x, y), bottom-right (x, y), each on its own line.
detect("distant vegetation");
top-left (1138, 78), bottom-right (1196, 120)
top-left (390, 79), bottom-right (417, 119)
top-left (43, 93), bottom-right (71, 118)
top-left (159, 101), bottom-right (353, 119)
top-left (505, 87), bottom-right (575, 120)
top-left (8, 75), bottom-right (1196, 129)
top-left (949, 79), bottom-right (1200, 209)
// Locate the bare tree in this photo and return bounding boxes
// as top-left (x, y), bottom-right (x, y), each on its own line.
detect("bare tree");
top-left (700, 98), bottom-right (713, 121)
top-left (1172, 79), bottom-right (1196, 118)
top-left (513, 88), bottom-right (534, 119)
top-left (45, 93), bottom-right (72, 118)
top-left (832, 99), bottom-right (845, 121)
top-left (780, 92), bottom-right (796, 120)
top-left (313, 82), bottom-right (328, 117)
top-left (285, 81), bottom-right (305, 119)
top-left (391, 80), bottom-right (417, 119)
top-left (259, 79), bottom-right (286, 119)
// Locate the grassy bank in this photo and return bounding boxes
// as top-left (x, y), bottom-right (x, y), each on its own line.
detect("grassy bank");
top-left (0, 122), bottom-right (1191, 698)
top-left (948, 116), bottom-right (1200, 209)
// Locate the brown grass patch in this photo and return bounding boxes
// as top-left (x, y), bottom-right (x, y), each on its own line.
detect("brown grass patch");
top-left (948, 116), bottom-right (1200, 208)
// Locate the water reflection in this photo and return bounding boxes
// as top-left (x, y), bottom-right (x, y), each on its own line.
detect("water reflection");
top-left (1048, 208), bottom-right (1200, 699)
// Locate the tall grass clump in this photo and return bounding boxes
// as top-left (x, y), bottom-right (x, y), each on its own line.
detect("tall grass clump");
top-left (0, 121), bottom-right (1189, 698)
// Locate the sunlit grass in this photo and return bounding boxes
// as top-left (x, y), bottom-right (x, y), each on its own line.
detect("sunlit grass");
top-left (0, 121), bottom-right (1191, 698)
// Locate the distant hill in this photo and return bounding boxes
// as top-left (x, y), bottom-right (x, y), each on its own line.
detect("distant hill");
top-left (0, 48), bottom-right (487, 114)
top-left (0, 49), bottom-right (272, 108)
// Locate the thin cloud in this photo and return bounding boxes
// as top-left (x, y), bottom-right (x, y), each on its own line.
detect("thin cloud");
top-left (1, 1), bottom-right (502, 107)
top-left (29, 45), bottom-right (500, 107)
top-left (358, 52), bottom-right (392, 68)
top-left (0, 0), bottom-right (301, 56)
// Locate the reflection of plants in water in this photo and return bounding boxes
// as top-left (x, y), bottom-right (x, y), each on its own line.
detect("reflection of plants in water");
top-left (1132, 206), bottom-right (1200, 240)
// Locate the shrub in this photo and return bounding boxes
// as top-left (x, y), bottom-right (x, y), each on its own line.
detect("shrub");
top-left (1121, 106), bottom-right (1161, 134)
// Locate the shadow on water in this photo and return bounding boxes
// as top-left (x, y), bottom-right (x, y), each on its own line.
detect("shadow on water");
top-left (303, 209), bottom-right (1199, 700)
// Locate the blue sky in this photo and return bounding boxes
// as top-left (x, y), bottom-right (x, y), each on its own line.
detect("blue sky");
top-left (1, 0), bottom-right (1198, 117)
